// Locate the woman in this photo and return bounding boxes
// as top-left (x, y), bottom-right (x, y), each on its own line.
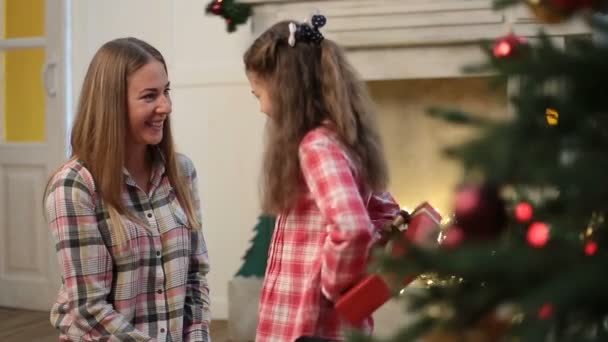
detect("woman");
top-left (44, 37), bottom-right (211, 342)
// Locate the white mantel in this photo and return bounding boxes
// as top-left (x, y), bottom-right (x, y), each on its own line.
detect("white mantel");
top-left (242, 0), bottom-right (590, 80)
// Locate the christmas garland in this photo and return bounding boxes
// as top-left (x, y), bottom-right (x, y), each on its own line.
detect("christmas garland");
top-left (206, 0), bottom-right (252, 32)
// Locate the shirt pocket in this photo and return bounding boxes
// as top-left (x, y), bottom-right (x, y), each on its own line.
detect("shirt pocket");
top-left (108, 218), bottom-right (146, 269)
top-left (169, 195), bottom-right (190, 228)
top-left (164, 192), bottom-right (192, 260)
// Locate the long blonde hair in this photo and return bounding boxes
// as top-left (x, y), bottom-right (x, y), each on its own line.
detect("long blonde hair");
top-left (244, 21), bottom-right (389, 214)
top-left (47, 37), bottom-right (199, 236)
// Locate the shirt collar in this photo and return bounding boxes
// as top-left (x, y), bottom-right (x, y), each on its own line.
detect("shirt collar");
top-left (122, 146), bottom-right (166, 190)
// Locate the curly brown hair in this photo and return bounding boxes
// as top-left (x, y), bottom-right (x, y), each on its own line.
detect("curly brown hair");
top-left (244, 21), bottom-right (389, 214)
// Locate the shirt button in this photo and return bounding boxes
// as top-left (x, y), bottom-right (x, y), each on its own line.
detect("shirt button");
top-left (156, 251), bottom-right (161, 257)
top-left (157, 289), bottom-right (163, 294)
top-left (160, 328), bottom-right (166, 333)
top-left (147, 212), bottom-right (153, 218)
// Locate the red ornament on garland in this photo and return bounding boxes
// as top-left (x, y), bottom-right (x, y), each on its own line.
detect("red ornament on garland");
top-left (493, 33), bottom-right (529, 59)
top-left (209, 0), bottom-right (223, 15)
top-left (205, 0), bottom-right (251, 33)
top-left (527, 222), bottom-right (550, 248)
top-left (515, 202), bottom-right (534, 223)
top-left (585, 240), bottom-right (598, 256)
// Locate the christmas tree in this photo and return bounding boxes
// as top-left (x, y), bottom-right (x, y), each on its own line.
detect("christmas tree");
top-left (350, 1), bottom-right (608, 341)
top-left (235, 215), bottom-right (275, 277)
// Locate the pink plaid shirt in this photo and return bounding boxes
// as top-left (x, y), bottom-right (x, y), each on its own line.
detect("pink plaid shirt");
top-left (256, 127), bottom-right (400, 342)
top-left (45, 152), bottom-right (210, 342)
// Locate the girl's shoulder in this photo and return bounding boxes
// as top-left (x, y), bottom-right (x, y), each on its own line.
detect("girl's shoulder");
top-left (300, 125), bottom-right (340, 150)
top-left (299, 125), bottom-right (356, 167)
top-left (299, 125), bottom-right (360, 175)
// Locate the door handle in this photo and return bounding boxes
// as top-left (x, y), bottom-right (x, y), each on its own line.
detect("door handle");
top-left (42, 59), bottom-right (57, 98)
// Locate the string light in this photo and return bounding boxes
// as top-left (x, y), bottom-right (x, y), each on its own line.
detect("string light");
top-left (515, 202), bottom-right (534, 223)
top-left (527, 222), bottom-right (550, 248)
top-left (585, 241), bottom-right (598, 256)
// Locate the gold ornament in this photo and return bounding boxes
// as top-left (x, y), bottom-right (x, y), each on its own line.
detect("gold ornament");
top-left (413, 273), bottom-right (462, 289)
top-left (546, 108), bottom-right (559, 126)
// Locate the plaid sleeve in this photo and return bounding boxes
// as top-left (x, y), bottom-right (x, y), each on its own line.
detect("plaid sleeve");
top-left (299, 133), bottom-right (374, 302)
top-left (46, 167), bottom-right (153, 341)
top-left (367, 191), bottom-right (401, 246)
top-left (368, 192), bottom-right (400, 228)
top-left (179, 156), bottom-right (211, 342)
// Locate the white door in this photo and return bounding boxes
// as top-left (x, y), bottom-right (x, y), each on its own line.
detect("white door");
top-left (0, 0), bottom-right (68, 310)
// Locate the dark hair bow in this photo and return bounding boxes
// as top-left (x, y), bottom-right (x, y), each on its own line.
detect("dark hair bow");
top-left (289, 14), bottom-right (327, 46)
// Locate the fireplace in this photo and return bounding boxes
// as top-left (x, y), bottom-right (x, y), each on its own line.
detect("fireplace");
top-left (369, 77), bottom-right (509, 214)
top-left (367, 77), bottom-right (509, 336)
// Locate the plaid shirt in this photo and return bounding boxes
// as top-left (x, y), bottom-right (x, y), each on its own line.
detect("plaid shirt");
top-left (45, 153), bottom-right (210, 342)
top-left (256, 127), bottom-right (400, 342)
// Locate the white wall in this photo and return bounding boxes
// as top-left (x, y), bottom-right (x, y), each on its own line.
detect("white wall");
top-left (71, 0), bottom-right (266, 319)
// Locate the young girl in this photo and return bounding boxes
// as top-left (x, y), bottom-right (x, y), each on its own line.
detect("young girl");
top-left (44, 38), bottom-right (210, 342)
top-left (244, 15), bottom-right (400, 342)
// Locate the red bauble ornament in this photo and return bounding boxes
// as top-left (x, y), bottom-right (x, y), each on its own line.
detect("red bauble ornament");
top-left (527, 222), bottom-right (550, 248)
top-left (538, 303), bottom-right (554, 320)
top-left (515, 202), bottom-right (534, 223)
top-left (210, 1), bottom-right (223, 15)
top-left (493, 33), bottom-right (529, 59)
top-left (441, 225), bottom-right (465, 249)
top-left (585, 240), bottom-right (598, 256)
top-left (454, 184), bottom-right (507, 240)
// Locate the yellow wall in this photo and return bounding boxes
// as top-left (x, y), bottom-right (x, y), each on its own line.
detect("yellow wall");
top-left (4, 0), bottom-right (45, 142)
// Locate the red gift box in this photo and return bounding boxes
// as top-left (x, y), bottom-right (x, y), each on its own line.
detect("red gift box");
top-left (335, 202), bottom-right (442, 325)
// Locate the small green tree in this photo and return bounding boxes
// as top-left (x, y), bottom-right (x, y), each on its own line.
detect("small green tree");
top-left (235, 215), bottom-right (275, 277)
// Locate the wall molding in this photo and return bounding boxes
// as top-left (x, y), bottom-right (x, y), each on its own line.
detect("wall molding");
top-left (241, 0), bottom-right (590, 80)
